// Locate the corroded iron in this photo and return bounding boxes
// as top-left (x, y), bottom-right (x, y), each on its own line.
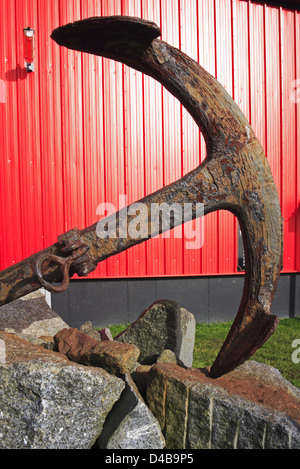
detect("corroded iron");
top-left (0, 17), bottom-right (283, 378)
top-left (35, 228), bottom-right (97, 293)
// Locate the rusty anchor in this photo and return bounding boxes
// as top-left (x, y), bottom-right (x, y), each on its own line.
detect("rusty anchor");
top-left (0, 16), bottom-right (283, 378)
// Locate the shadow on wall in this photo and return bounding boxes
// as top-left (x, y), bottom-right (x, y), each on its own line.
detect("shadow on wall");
top-left (5, 64), bottom-right (27, 81)
top-left (288, 203), bottom-right (300, 233)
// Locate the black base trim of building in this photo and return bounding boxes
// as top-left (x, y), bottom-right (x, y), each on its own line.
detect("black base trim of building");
top-left (51, 273), bottom-right (300, 328)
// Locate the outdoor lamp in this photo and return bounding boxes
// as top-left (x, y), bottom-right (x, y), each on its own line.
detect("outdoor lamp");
top-left (23, 27), bottom-right (35, 72)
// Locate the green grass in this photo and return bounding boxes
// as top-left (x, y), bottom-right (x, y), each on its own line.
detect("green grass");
top-left (193, 318), bottom-right (300, 389)
top-left (108, 323), bottom-right (130, 338)
top-left (106, 318), bottom-right (300, 389)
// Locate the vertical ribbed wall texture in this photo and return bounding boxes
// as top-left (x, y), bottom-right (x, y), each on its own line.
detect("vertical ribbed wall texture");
top-left (0, 0), bottom-right (299, 278)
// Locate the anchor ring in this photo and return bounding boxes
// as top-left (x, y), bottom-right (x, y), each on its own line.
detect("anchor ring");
top-left (35, 253), bottom-right (73, 293)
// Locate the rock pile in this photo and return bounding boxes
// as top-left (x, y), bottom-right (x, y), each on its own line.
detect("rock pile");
top-left (0, 291), bottom-right (299, 449)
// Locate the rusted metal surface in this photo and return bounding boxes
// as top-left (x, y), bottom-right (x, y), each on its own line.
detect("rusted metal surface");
top-left (0, 16), bottom-right (283, 378)
top-left (35, 228), bottom-right (97, 293)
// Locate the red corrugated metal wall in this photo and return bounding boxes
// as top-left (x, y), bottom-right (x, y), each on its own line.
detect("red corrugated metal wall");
top-left (0, 0), bottom-right (299, 278)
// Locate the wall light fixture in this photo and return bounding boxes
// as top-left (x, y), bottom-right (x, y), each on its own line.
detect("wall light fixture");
top-left (23, 27), bottom-right (35, 72)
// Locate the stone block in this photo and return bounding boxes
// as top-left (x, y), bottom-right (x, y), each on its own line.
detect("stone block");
top-left (115, 300), bottom-right (195, 367)
top-left (0, 290), bottom-right (69, 340)
top-left (79, 321), bottom-right (101, 341)
top-left (54, 327), bottom-right (140, 377)
top-left (98, 374), bottom-right (165, 449)
top-left (146, 361), bottom-right (300, 449)
top-left (0, 331), bottom-right (124, 449)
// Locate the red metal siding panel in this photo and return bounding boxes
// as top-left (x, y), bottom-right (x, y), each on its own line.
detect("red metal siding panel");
top-left (59, 0), bottom-right (85, 237)
top-left (180, 0), bottom-right (202, 275)
top-left (0, 0), bottom-right (23, 268)
top-left (296, 11), bottom-right (300, 271)
top-left (215, 0), bottom-right (237, 274)
top-left (265, 6), bottom-right (281, 201)
top-left (15, 0), bottom-right (44, 260)
top-left (160, 0), bottom-right (183, 276)
top-left (100, 0), bottom-right (127, 278)
top-left (233, 0), bottom-right (251, 122)
top-left (37, 0), bottom-right (65, 249)
top-left (280, 8), bottom-right (297, 272)
top-left (0, 0), bottom-right (299, 279)
top-left (197, 0), bottom-right (218, 275)
top-left (80, 0), bottom-right (107, 279)
top-left (122, 0), bottom-right (147, 277)
top-left (141, 0), bottom-right (165, 277)
top-left (249, 2), bottom-right (266, 149)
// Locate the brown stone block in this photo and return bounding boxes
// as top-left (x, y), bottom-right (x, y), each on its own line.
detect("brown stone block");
top-left (54, 328), bottom-right (140, 377)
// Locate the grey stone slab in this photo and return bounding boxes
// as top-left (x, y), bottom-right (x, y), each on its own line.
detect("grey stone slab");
top-left (177, 308), bottom-right (195, 367)
top-left (0, 331), bottom-right (125, 449)
top-left (116, 300), bottom-right (181, 365)
top-left (0, 291), bottom-right (69, 340)
top-left (98, 375), bottom-right (165, 449)
top-left (146, 361), bottom-right (300, 449)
